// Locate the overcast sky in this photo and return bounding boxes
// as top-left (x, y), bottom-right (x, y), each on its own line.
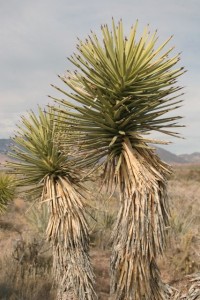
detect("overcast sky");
top-left (0, 0), bottom-right (199, 154)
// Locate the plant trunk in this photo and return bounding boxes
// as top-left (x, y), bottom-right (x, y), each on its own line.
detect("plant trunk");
top-left (110, 185), bottom-right (170, 300)
top-left (43, 176), bottom-right (97, 300)
top-left (54, 244), bottom-right (96, 300)
top-left (109, 139), bottom-right (171, 299)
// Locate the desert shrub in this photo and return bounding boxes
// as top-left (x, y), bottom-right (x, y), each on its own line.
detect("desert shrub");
top-left (161, 168), bottom-right (200, 279)
top-left (88, 196), bottom-right (117, 249)
top-left (0, 220), bottom-right (14, 231)
top-left (171, 165), bottom-right (200, 181)
top-left (25, 203), bottom-right (49, 236)
top-left (0, 236), bottom-right (54, 300)
top-left (0, 173), bottom-right (15, 214)
top-left (84, 180), bottom-right (117, 249)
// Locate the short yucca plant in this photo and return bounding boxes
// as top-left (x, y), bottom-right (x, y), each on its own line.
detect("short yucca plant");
top-left (8, 107), bottom-right (97, 300)
top-left (0, 173), bottom-right (15, 214)
top-left (52, 19), bottom-right (184, 299)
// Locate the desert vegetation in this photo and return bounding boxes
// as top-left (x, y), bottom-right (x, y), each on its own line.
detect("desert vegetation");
top-left (0, 165), bottom-right (200, 299)
top-left (0, 173), bottom-right (15, 214)
top-left (0, 19), bottom-right (199, 299)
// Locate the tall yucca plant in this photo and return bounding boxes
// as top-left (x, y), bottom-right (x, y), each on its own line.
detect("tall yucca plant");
top-left (0, 173), bottom-right (15, 214)
top-left (8, 108), bottom-right (97, 300)
top-left (52, 19), bottom-right (184, 299)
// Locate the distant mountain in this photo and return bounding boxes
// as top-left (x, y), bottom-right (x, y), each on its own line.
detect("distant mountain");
top-left (0, 139), bottom-right (12, 154)
top-left (155, 147), bottom-right (186, 164)
top-left (179, 152), bottom-right (200, 164)
top-left (156, 148), bottom-right (200, 164)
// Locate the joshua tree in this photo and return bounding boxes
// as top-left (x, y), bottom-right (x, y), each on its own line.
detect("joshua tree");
top-left (0, 172), bottom-right (15, 214)
top-left (52, 19), bottom-right (184, 299)
top-left (8, 107), bottom-right (97, 300)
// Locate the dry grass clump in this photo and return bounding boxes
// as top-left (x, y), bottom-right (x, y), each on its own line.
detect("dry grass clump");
top-left (171, 164), bottom-right (200, 181)
top-left (87, 188), bottom-right (117, 250)
top-left (159, 165), bottom-right (200, 283)
top-left (0, 237), bottom-right (54, 300)
top-left (0, 197), bottom-right (55, 300)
